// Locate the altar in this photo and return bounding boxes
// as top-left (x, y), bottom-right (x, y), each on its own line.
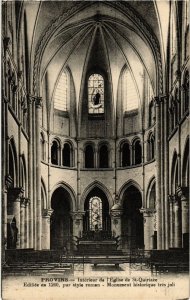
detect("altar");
top-left (77, 231), bottom-right (118, 255)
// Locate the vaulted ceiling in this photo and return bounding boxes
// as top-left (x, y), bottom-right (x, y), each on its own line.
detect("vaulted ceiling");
top-left (21, 1), bottom-right (170, 107)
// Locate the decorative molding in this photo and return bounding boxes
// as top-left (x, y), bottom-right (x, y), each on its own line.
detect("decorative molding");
top-left (140, 208), bottom-right (156, 216)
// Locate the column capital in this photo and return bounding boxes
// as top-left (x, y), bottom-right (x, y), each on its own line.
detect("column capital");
top-left (5, 175), bottom-right (13, 189)
top-left (20, 197), bottom-right (26, 208)
top-left (42, 209), bottom-right (53, 218)
top-left (172, 195), bottom-right (180, 205)
top-left (35, 97), bottom-right (43, 108)
top-left (70, 211), bottom-right (85, 220)
top-left (154, 96), bottom-right (161, 106)
top-left (110, 209), bottom-right (123, 218)
top-left (140, 208), bottom-right (156, 216)
top-left (12, 85), bottom-right (18, 93)
top-left (154, 95), bottom-right (166, 106)
top-left (176, 186), bottom-right (189, 201)
top-left (25, 198), bottom-right (30, 206)
top-left (3, 37), bottom-right (11, 52)
top-left (180, 84), bottom-right (185, 91)
top-left (175, 69), bottom-right (181, 79)
top-left (161, 94), bottom-right (169, 103)
top-left (27, 94), bottom-right (36, 105)
top-left (168, 194), bottom-right (175, 203)
top-left (8, 187), bottom-right (24, 202)
top-left (18, 71), bottom-right (23, 79)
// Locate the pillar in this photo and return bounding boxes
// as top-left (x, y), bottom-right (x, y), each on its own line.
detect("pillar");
top-left (35, 97), bottom-right (42, 250)
top-left (173, 195), bottom-right (182, 248)
top-left (154, 96), bottom-right (162, 249)
top-left (28, 96), bottom-right (34, 248)
top-left (3, 176), bottom-right (13, 250)
top-left (71, 211), bottom-right (85, 250)
top-left (20, 197), bottom-right (25, 248)
top-left (168, 195), bottom-right (174, 248)
top-left (2, 38), bottom-right (11, 258)
top-left (95, 145), bottom-right (98, 168)
top-left (110, 207), bottom-right (123, 250)
top-left (141, 208), bottom-right (156, 250)
top-left (42, 209), bottom-right (53, 250)
top-left (163, 95), bottom-right (169, 249)
top-left (8, 187), bottom-right (24, 248)
top-left (25, 198), bottom-right (29, 248)
top-left (176, 187), bottom-right (189, 248)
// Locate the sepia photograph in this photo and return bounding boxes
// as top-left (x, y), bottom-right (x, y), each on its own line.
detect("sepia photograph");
top-left (1, 0), bottom-right (189, 299)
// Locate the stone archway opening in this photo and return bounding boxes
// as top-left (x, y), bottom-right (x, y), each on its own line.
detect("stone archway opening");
top-left (50, 187), bottom-right (73, 250)
top-left (83, 187), bottom-right (111, 239)
top-left (122, 185), bottom-right (144, 250)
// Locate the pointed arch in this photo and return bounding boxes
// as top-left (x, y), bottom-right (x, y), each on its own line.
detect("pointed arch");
top-left (171, 150), bottom-right (178, 194)
top-left (9, 137), bottom-right (18, 186)
top-left (146, 176), bottom-right (156, 209)
top-left (182, 136), bottom-right (189, 187)
top-left (132, 137), bottom-right (142, 165)
top-left (40, 132), bottom-right (46, 161)
top-left (84, 143), bottom-right (95, 168)
top-left (53, 68), bottom-right (69, 111)
top-left (51, 138), bottom-right (61, 165)
top-left (120, 139), bottom-right (131, 167)
top-left (147, 131), bottom-right (155, 161)
top-left (41, 178), bottom-right (48, 210)
top-left (80, 181), bottom-right (113, 210)
top-left (118, 179), bottom-right (142, 205)
top-left (20, 153), bottom-right (28, 196)
top-left (50, 181), bottom-right (77, 211)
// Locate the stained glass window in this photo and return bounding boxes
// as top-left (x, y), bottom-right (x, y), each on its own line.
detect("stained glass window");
top-left (88, 74), bottom-right (104, 114)
top-left (54, 70), bottom-right (68, 111)
top-left (89, 196), bottom-right (102, 230)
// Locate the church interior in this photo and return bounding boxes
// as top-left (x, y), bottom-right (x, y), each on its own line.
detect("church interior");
top-left (1, 0), bottom-right (189, 273)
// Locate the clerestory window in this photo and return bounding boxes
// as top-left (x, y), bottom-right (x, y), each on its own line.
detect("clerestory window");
top-left (88, 74), bottom-right (104, 114)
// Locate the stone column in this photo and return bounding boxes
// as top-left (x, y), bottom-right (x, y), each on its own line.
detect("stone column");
top-left (3, 175), bottom-right (13, 250)
top-left (163, 95), bottom-right (169, 249)
top-left (35, 97), bottom-right (42, 250)
top-left (8, 187), bottom-right (24, 248)
top-left (20, 197), bottom-right (25, 249)
top-left (71, 211), bottom-right (85, 250)
top-left (141, 208), bottom-right (156, 250)
top-left (94, 145), bottom-right (98, 168)
top-left (110, 206), bottom-right (123, 250)
top-left (154, 96), bottom-right (162, 249)
top-left (168, 195), bottom-right (174, 248)
top-left (28, 95), bottom-right (34, 248)
top-left (42, 209), bottom-right (53, 250)
top-left (173, 195), bottom-right (182, 248)
top-left (176, 187), bottom-right (189, 248)
top-left (130, 145), bottom-right (133, 165)
top-left (25, 198), bottom-right (29, 248)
